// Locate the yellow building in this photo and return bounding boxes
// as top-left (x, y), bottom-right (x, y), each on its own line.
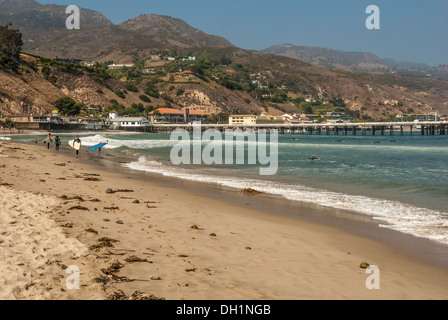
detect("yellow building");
top-left (229, 115), bottom-right (257, 125)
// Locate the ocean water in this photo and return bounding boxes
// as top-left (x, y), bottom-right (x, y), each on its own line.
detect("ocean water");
top-left (9, 131), bottom-right (448, 245)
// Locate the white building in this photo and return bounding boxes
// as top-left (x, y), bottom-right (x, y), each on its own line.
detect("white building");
top-left (181, 56), bottom-right (196, 61)
top-left (108, 64), bottom-right (135, 70)
top-left (109, 111), bottom-right (119, 120)
top-left (110, 117), bottom-right (150, 129)
top-left (142, 68), bottom-right (156, 74)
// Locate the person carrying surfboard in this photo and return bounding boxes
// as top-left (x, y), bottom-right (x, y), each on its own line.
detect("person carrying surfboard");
top-left (45, 133), bottom-right (53, 150)
top-left (88, 140), bottom-right (108, 153)
top-left (99, 140), bottom-right (109, 153)
top-left (74, 135), bottom-right (81, 158)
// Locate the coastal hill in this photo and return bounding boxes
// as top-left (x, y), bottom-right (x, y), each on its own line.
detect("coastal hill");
top-left (263, 44), bottom-right (448, 80)
top-left (119, 14), bottom-right (234, 49)
top-left (261, 44), bottom-right (391, 73)
top-left (0, 0), bottom-right (447, 119)
top-left (0, 0), bottom-right (232, 63)
top-left (0, 54), bottom-right (267, 117)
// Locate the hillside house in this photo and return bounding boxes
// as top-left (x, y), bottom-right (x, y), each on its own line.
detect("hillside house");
top-left (174, 71), bottom-right (196, 79)
top-left (108, 64), bottom-right (135, 70)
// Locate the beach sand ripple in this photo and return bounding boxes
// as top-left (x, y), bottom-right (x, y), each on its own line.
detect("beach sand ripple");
top-left (0, 187), bottom-right (86, 300)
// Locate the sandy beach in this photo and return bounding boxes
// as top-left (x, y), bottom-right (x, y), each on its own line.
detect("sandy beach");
top-left (1, 140), bottom-right (448, 300)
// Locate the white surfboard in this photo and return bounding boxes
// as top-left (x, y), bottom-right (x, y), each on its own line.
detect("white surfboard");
top-left (68, 140), bottom-right (81, 151)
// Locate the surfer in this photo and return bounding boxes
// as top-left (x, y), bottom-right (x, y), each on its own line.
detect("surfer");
top-left (309, 155), bottom-right (319, 160)
top-left (55, 136), bottom-right (61, 152)
top-left (45, 133), bottom-right (53, 150)
top-left (74, 135), bottom-right (81, 158)
top-left (98, 140), bottom-right (108, 153)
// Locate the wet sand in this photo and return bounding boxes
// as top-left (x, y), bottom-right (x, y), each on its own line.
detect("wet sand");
top-left (1, 141), bottom-right (448, 300)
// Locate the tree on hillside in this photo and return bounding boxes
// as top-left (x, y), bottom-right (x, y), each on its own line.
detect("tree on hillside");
top-left (54, 97), bottom-right (83, 116)
top-left (300, 103), bottom-right (313, 114)
top-left (0, 23), bottom-right (23, 68)
top-left (4, 118), bottom-right (13, 129)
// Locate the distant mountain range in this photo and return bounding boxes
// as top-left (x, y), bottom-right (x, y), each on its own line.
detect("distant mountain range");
top-left (0, 0), bottom-right (233, 62)
top-left (261, 44), bottom-right (390, 72)
top-left (262, 44), bottom-right (448, 80)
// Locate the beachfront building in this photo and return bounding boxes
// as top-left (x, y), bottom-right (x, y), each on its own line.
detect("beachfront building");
top-left (256, 114), bottom-right (285, 124)
top-left (229, 115), bottom-right (258, 125)
top-left (325, 112), bottom-right (353, 121)
top-left (109, 111), bottom-right (119, 120)
top-left (110, 117), bottom-right (150, 129)
top-left (396, 112), bottom-right (438, 121)
top-left (149, 108), bottom-right (209, 124)
top-left (7, 114), bottom-right (61, 123)
top-left (282, 113), bottom-right (324, 124)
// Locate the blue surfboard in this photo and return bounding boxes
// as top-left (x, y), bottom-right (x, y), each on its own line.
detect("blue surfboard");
top-left (89, 142), bottom-right (107, 151)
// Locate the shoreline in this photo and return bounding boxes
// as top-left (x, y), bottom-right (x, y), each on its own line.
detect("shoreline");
top-left (1, 140), bottom-right (448, 299)
top-left (7, 134), bottom-right (448, 267)
top-left (78, 145), bottom-right (448, 270)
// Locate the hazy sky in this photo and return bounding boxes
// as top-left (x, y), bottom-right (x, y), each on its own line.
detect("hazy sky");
top-left (37, 0), bottom-right (448, 66)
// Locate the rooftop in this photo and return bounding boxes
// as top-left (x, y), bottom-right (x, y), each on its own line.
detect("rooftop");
top-left (151, 108), bottom-right (208, 116)
top-left (110, 117), bottom-right (149, 122)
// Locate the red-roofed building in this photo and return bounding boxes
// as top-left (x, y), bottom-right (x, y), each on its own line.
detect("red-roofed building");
top-left (149, 107), bottom-right (209, 124)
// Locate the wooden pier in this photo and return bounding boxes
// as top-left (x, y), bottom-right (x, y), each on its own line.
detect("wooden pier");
top-left (148, 121), bottom-right (448, 136)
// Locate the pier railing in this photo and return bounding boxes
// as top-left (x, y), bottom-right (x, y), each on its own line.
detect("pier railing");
top-left (150, 121), bottom-right (448, 136)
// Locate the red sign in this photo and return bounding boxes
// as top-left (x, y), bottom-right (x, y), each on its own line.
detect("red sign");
top-left (20, 101), bottom-right (26, 106)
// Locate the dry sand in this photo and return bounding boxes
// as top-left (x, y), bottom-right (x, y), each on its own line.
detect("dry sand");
top-left (0, 141), bottom-right (448, 300)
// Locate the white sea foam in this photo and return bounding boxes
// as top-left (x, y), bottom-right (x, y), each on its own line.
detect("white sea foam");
top-left (124, 156), bottom-right (448, 245)
top-left (80, 134), bottom-right (273, 150)
top-left (80, 135), bottom-right (182, 150)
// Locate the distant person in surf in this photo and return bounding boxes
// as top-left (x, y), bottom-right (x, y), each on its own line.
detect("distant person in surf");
top-left (55, 136), bottom-right (61, 151)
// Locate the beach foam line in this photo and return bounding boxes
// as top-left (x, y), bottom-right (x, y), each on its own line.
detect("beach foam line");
top-left (80, 134), bottom-right (273, 151)
top-left (80, 134), bottom-right (183, 150)
top-left (0, 187), bottom-right (86, 299)
top-left (123, 156), bottom-right (448, 245)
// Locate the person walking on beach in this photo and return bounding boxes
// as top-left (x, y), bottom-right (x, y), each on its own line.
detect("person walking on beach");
top-left (74, 135), bottom-right (81, 159)
top-left (55, 136), bottom-right (61, 152)
top-left (46, 133), bottom-right (52, 150)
